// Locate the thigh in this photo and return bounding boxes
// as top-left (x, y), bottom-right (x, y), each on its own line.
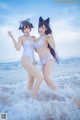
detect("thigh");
top-left (28, 72), bottom-right (34, 84)
top-left (44, 60), bottom-right (54, 77)
top-left (42, 65), bottom-right (45, 79)
top-left (21, 56), bottom-right (40, 79)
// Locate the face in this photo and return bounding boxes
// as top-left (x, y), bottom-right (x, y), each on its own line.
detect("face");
top-left (23, 26), bottom-right (31, 35)
top-left (38, 24), bottom-right (47, 35)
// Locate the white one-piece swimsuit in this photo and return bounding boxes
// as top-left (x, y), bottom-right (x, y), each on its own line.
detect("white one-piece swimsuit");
top-left (22, 38), bottom-right (35, 63)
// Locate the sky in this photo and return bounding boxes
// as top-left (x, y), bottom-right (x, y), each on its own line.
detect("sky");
top-left (0, 0), bottom-right (80, 62)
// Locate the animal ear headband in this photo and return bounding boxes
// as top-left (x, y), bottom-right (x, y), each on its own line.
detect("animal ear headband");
top-left (19, 18), bottom-right (30, 24)
top-left (19, 18), bottom-right (34, 30)
top-left (39, 17), bottom-right (50, 24)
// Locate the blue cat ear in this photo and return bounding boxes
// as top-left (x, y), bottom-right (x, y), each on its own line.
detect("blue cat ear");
top-left (19, 21), bottom-right (23, 29)
top-left (39, 17), bottom-right (43, 23)
top-left (19, 25), bottom-right (22, 29)
top-left (30, 23), bottom-right (34, 28)
top-left (19, 18), bottom-right (30, 24)
top-left (26, 18), bottom-right (30, 22)
top-left (45, 17), bottom-right (50, 24)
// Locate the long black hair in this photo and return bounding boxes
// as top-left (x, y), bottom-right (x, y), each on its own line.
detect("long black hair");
top-left (19, 19), bottom-right (34, 32)
top-left (38, 17), bottom-right (59, 63)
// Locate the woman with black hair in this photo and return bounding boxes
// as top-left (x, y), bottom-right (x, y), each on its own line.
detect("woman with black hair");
top-left (34, 17), bottom-right (59, 90)
top-left (8, 19), bottom-right (42, 99)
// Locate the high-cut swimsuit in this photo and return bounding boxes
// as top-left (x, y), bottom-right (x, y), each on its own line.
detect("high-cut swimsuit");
top-left (34, 35), bottom-right (54, 67)
top-left (22, 38), bottom-right (35, 63)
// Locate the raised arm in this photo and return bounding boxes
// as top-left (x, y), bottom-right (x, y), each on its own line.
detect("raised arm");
top-left (8, 31), bottom-right (22, 51)
top-left (46, 34), bottom-right (55, 49)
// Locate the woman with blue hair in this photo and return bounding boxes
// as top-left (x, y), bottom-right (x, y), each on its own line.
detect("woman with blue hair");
top-left (8, 19), bottom-right (42, 99)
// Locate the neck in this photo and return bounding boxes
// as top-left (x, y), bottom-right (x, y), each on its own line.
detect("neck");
top-left (24, 33), bottom-right (30, 37)
top-left (40, 33), bottom-right (46, 37)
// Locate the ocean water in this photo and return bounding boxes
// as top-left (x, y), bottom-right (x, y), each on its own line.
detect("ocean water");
top-left (0, 58), bottom-right (80, 120)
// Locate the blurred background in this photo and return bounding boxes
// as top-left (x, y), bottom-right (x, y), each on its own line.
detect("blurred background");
top-left (0, 0), bottom-right (80, 62)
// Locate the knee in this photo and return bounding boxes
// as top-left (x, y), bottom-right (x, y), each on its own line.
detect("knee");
top-left (38, 74), bottom-right (43, 82)
top-left (29, 79), bottom-right (34, 83)
top-left (44, 76), bottom-right (49, 82)
top-left (35, 72), bottom-right (43, 82)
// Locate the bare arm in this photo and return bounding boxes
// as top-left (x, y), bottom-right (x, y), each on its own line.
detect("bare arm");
top-left (31, 35), bottom-right (38, 52)
top-left (31, 35), bottom-right (36, 42)
top-left (46, 34), bottom-right (55, 49)
top-left (8, 31), bottom-right (22, 51)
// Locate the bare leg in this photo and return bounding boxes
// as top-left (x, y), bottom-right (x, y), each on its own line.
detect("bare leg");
top-left (21, 56), bottom-right (42, 99)
top-left (42, 60), bottom-right (57, 90)
top-left (28, 73), bottom-right (34, 91)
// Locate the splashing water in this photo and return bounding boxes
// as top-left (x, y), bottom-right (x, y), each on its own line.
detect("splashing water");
top-left (0, 58), bottom-right (80, 120)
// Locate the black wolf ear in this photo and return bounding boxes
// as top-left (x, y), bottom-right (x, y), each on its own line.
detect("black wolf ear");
top-left (39, 17), bottom-right (43, 23)
top-left (45, 17), bottom-right (50, 24)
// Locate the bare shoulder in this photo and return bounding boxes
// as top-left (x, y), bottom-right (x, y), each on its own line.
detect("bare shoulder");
top-left (47, 34), bottom-right (53, 38)
top-left (31, 35), bottom-right (36, 42)
top-left (46, 34), bottom-right (53, 42)
top-left (18, 35), bottom-right (24, 40)
top-left (18, 35), bottom-right (24, 43)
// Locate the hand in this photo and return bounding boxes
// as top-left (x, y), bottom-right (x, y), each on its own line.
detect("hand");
top-left (8, 31), bottom-right (13, 38)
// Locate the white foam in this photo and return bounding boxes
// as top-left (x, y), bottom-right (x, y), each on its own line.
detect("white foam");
top-left (0, 59), bottom-right (80, 120)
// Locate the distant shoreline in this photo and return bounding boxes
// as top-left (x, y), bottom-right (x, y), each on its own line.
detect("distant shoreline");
top-left (0, 57), bottom-right (80, 64)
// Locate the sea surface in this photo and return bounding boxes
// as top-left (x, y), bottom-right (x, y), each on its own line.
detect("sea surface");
top-left (0, 58), bottom-right (80, 120)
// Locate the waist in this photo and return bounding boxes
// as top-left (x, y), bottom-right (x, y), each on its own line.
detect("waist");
top-left (23, 48), bottom-right (34, 55)
top-left (37, 49), bottom-right (50, 59)
top-left (22, 51), bottom-right (35, 63)
top-left (40, 52), bottom-right (52, 60)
